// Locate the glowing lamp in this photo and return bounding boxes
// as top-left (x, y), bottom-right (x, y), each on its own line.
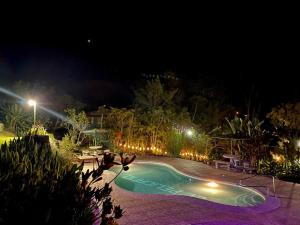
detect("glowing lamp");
top-left (207, 181), bottom-right (218, 188)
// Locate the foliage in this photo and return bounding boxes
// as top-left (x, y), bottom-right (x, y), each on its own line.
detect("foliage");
top-left (192, 133), bottom-right (211, 155)
top-left (166, 130), bottom-right (186, 156)
top-left (267, 102), bottom-right (300, 161)
top-left (189, 95), bottom-right (234, 132)
top-left (257, 159), bottom-right (300, 183)
top-left (134, 78), bottom-right (178, 110)
top-left (63, 108), bottom-right (89, 147)
top-left (267, 102), bottom-right (300, 132)
top-left (0, 103), bottom-right (33, 136)
top-left (89, 79), bottom-right (192, 156)
top-left (0, 130), bottom-right (15, 146)
top-left (106, 107), bottom-right (135, 138)
top-left (218, 116), bottom-right (266, 165)
top-left (60, 133), bottom-right (78, 155)
top-left (132, 78), bottom-right (192, 154)
top-left (208, 146), bottom-right (226, 161)
top-left (0, 122), bottom-right (4, 131)
top-left (224, 116), bottom-right (264, 138)
top-left (185, 76), bottom-right (234, 132)
top-left (29, 124), bottom-right (59, 152)
top-left (0, 137), bottom-right (135, 225)
top-left (29, 124), bottom-right (49, 135)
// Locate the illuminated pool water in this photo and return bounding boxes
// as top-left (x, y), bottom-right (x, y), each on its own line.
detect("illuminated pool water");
top-left (111, 162), bottom-right (265, 207)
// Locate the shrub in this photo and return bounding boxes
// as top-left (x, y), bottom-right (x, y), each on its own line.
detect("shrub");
top-left (30, 124), bottom-right (59, 152)
top-left (60, 133), bottom-right (77, 152)
top-left (0, 122), bottom-right (4, 131)
top-left (257, 159), bottom-right (300, 183)
top-left (0, 130), bottom-right (15, 146)
top-left (208, 146), bottom-right (226, 161)
top-left (192, 133), bottom-right (211, 155)
top-left (0, 137), bottom-right (135, 225)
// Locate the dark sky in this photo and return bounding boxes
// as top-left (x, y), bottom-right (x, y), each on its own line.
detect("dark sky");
top-left (0, 12), bottom-right (299, 113)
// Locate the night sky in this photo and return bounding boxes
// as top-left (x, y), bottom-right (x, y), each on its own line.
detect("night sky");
top-left (0, 13), bottom-right (299, 114)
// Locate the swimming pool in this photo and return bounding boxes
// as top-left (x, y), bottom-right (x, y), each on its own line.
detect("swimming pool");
top-left (111, 162), bottom-right (265, 207)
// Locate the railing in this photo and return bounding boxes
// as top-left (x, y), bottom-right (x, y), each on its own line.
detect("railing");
top-left (238, 175), bottom-right (276, 197)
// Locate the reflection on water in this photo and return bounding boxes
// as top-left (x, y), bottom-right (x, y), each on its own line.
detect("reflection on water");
top-left (112, 163), bottom-right (265, 206)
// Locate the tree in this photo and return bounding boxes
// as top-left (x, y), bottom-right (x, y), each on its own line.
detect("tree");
top-left (221, 116), bottom-right (265, 165)
top-left (133, 77), bottom-right (192, 152)
top-left (267, 102), bottom-right (300, 160)
top-left (134, 78), bottom-right (178, 110)
top-left (186, 77), bottom-right (235, 132)
top-left (62, 108), bottom-right (89, 151)
top-left (190, 95), bottom-right (234, 132)
top-left (267, 102), bottom-right (300, 134)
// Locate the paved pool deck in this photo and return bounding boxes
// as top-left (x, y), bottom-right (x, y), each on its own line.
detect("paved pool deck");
top-left (91, 155), bottom-right (300, 225)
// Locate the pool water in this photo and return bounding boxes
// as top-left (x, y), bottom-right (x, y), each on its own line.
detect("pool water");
top-left (111, 163), bottom-right (265, 207)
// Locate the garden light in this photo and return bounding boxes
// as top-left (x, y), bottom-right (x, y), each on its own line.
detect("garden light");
top-left (186, 129), bottom-right (193, 136)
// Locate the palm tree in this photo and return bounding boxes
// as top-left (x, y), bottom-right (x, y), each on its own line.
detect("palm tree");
top-left (0, 103), bottom-right (32, 136)
top-left (224, 116), bottom-right (265, 165)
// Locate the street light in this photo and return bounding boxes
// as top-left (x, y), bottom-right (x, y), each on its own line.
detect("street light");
top-left (28, 99), bottom-right (37, 126)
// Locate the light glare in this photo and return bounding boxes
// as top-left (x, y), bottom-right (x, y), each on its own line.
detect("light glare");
top-left (207, 181), bottom-right (218, 188)
top-left (186, 129), bottom-right (193, 136)
top-left (28, 99), bottom-right (36, 106)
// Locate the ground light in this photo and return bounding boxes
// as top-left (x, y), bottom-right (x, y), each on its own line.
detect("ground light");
top-left (207, 181), bottom-right (218, 188)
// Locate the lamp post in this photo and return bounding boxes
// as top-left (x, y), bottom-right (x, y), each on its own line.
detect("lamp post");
top-left (28, 99), bottom-right (37, 126)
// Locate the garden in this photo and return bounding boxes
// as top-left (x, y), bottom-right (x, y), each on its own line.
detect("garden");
top-left (1, 76), bottom-right (300, 225)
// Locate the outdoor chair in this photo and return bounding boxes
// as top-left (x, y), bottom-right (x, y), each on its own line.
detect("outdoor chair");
top-left (232, 158), bottom-right (244, 171)
top-left (242, 161), bottom-right (256, 174)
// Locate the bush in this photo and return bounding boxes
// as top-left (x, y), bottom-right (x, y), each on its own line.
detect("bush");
top-left (30, 124), bottom-right (59, 152)
top-left (0, 130), bottom-right (15, 146)
top-left (192, 133), bottom-right (211, 155)
top-left (208, 146), bottom-right (226, 161)
top-left (257, 159), bottom-right (300, 183)
top-left (60, 133), bottom-right (77, 151)
top-left (0, 137), bottom-right (135, 225)
top-left (0, 122), bottom-right (4, 131)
